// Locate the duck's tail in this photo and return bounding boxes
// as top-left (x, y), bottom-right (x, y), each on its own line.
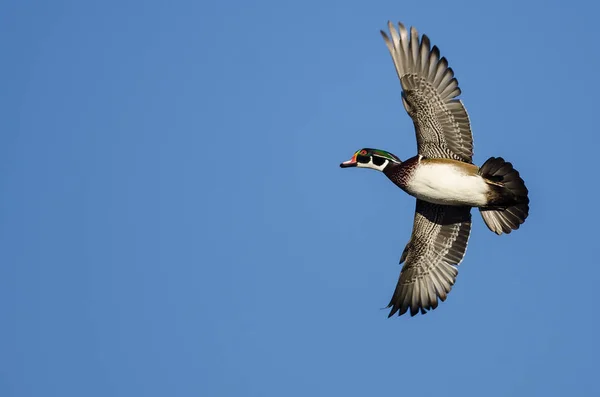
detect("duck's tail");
top-left (478, 157), bottom-right (529, 235)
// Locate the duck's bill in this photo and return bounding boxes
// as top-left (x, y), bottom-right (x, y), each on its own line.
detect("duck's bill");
top-left (340, 157), bottom-right (357, 168)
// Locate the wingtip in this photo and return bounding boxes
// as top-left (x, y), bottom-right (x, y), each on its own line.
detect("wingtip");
top-left (386, 303), bottom-right (397, 318)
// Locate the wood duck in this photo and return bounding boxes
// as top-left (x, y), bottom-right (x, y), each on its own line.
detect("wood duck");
top-left (340, 21), bottom-right (529, 317)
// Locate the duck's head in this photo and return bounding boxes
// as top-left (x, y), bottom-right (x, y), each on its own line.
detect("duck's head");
top-left (340, 148), bottom-right (401, 172)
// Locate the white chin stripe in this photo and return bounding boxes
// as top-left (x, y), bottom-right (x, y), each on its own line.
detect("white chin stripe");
top-left (357, 159), bottom-right (389, 172)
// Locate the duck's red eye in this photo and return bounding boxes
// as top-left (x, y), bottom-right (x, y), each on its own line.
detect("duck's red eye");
top-left (360, 150), bottom-right (367, 155)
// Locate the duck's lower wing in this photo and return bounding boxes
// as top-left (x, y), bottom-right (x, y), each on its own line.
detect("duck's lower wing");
top-left (388, 200), bottom-right (472, 317)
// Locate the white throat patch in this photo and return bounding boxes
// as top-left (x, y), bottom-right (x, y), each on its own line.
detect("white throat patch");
top-left (357, 158), bottom-right (389, 172)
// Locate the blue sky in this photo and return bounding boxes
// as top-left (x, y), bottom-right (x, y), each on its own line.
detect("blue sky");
top-left (1, 0), bottom-right (599, 396)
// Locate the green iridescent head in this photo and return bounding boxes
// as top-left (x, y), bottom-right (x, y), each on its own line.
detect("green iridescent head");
top-left (340, 148), bottom-right (402, 171)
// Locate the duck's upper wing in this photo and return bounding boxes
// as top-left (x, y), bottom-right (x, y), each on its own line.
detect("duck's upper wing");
top-left (388, 200), bottom-right (472, 317)
top-left (381, 21), bottom-right (473, 163)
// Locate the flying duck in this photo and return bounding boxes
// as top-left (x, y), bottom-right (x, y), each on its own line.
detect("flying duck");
top-left (340, 21), bottom-right (529, 317)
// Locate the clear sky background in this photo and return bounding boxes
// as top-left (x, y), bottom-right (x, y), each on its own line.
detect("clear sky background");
top-left (1, 0), bottom-right (599, 396)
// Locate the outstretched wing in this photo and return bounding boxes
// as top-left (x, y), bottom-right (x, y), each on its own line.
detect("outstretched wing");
top-left (388, 200), bottom-right (472, 317)
top-left (381, 21), bottom-right (474, 163)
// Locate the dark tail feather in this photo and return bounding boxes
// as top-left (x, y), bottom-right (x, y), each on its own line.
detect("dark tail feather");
top-left (478, 157), bottom-right (529, 235)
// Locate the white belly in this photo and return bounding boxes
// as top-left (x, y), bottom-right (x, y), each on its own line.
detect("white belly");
top-left (407, 163), bottom-right (489, 207)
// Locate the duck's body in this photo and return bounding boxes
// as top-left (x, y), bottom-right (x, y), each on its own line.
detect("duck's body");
top-left (385, 156), bottom-right (488, 207)
top-left (339, 21), bottom-right (530, 317)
